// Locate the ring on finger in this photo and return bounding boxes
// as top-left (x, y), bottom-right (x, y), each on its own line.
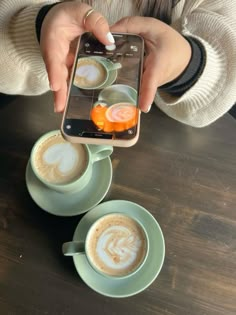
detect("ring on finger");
top-left (83, 8), bottom-right (95, 27)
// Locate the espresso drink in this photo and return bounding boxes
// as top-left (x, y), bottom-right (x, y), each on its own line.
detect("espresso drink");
top-left (87, 214), bottom-right (147, 277)
top-left (106, 103), bottom-right (137, 122)
top-left (34, 134), bottom-right (88, 185)
top-left (74, 58), bottom-right (107, 89)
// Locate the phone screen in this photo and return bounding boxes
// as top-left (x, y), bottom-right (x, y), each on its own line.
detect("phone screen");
top-left (63, 32), bottom-right (144, 141)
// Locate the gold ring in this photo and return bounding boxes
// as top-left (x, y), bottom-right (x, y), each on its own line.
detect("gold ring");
top-left (83, 8), bottom-right (95, 27)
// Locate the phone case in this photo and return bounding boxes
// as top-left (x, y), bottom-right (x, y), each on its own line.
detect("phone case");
top-left (61, 32), bottom-right (144, 147)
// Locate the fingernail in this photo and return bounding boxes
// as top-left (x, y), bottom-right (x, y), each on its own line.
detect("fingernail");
top-left (145, 105), bottom-right (152, 113)
top-left (105, 44), bottom-right (116, 51)
top-left (106, 32), bottom-right (115, 44)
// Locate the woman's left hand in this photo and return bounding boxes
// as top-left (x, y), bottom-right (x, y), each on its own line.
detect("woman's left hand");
top-left (111, 17), bottom-right (192, 112)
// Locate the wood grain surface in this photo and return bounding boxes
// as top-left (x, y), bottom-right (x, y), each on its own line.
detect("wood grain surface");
top-left (0, 93), bottom-right (235, 315)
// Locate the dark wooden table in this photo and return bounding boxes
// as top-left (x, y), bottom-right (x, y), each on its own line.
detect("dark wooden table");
top-left (0, 93), bottom-right (235, 315)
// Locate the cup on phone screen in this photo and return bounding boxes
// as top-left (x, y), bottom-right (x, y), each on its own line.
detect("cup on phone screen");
top-left (73, 57), bottom-right (121, 90)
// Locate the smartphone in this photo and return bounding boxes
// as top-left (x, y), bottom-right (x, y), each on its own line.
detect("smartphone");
top-left (61, 32), bottom-right (144, 147)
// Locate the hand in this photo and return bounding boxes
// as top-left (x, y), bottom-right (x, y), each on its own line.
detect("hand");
top-left (111, 17), bottom-right (192, 112)
top-left (40, 2), bottom-right (114, 112)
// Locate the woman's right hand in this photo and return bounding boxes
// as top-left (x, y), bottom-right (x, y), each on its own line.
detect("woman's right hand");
top-left (40, 2), bottom-right (114, 112)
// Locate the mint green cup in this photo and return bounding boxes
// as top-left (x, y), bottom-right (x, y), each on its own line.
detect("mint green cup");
top-left (98, 84), bottom-right (137, 106)
top-left (30, 130), bottom-right (113, 194)
top-left (62, 213), bottom-right (149, 279)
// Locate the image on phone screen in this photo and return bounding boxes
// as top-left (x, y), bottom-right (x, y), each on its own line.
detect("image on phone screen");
top-left (63, 32), bottom-right (144, 143)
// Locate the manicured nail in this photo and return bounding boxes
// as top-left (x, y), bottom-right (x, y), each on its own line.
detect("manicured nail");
top-left (106, 32), bottom-right (115, 44)
top-left (145, 105), bottom-right (152, 113)
top-left (105, 44), bottom-right (116, 51)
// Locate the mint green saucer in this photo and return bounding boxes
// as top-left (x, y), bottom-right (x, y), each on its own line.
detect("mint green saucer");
top-left (90, 56), bottom-right (118, 89)
top-left (70, 200), bottom-right (165, 297)
top-left (25, 158), bottom-right (112, 217)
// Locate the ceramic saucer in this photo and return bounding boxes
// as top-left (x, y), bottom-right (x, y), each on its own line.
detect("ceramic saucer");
top-left (90, 56), bottom-right (118, 89)
top-left (25, 157), bottom-right (112, 217)
top-left (70, 200), bottom-right (165, 298)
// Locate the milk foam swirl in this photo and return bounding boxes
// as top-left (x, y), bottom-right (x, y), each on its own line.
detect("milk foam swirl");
top-left (106, 104), bottom-right (136, 122)
top-left (76, 65), bottom-right (101, 84)
top-left (43, 142), bottom-right (79, 181)
top-left (96, 226), bottom-right (142, 270)
top-left (35, 135), bottom-right (87, 185)
top-left (74, 58), bottom-right (106, 88)
top-left (87, 214), bottom-right (147, 276)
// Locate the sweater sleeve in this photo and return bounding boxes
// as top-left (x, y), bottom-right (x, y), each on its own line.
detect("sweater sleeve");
top-left (159, 36), bottom-right (206, 96)
top-left (155, 0), bottom-right (236, 127)
top-left (0, 0), bottom-right (58, 96)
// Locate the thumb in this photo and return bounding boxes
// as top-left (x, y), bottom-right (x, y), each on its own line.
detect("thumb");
top-left (139, 55), bottom-right (162, 113)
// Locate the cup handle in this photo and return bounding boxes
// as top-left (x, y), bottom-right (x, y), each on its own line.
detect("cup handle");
top-left (102, 59), bottom-right (122, 71)
top-left (110, 62), bottom-right (122, 71)
top-left (62, 241), bottom-right (85, 256)
top-left (88, 144), bottom-right (113, 163)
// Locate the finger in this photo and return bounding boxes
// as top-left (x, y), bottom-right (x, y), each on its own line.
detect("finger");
top-left (66, 51), bottom-right (75, 69)
top-left (48, 63), bottom-right (68, 112)
top-left (139, 57), bottom-right (161, 113)
top-left (41, 35), bottom-right (66, 90)
top-left (53, 79), bottom-right (68, 113)
top-left (46, 55), bottom-right (63, 92)
top-left (84, 10), bottom-right (115, 45)
top-left (43, 37), bottom-right (69, 89)
top-left (111, 16), bottom-right (162, 37)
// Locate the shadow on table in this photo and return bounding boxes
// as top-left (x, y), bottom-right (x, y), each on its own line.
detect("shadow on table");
top-left (0, 154), bottom-right (85, 280)
top-left (19, 183), bottom-right (85, 272)
top-left (229, 103), bottom-right (236, 119)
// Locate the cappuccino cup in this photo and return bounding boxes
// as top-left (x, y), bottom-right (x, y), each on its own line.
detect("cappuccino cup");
top-left (30, 130), bottom-right (113, 193)
top-left (98, 84), bottom-right (137, 106)
top-left (74, 57), bottom-right (121, 90)
top-left (62, 213), bottom-right (149, 278)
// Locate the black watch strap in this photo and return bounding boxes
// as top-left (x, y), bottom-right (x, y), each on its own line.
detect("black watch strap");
top-left (35, 3), bottom-right (60, 43)
top-left (159, 36), bottom-right (206, 96)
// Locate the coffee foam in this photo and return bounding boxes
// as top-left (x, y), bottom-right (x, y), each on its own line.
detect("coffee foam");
top-left (74, 59), bottom-right (106, 88)
top-left (87, 214), bottom-right (147, 276)
top-left (106, 103), bottom-right (136, 122)
top-left (34, 134), bottom-right (88, 184)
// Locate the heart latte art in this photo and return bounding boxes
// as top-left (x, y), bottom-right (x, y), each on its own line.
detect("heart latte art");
top-left (74, 58), bottom-right (107, 89)
top-left (87, 214), bottom-right (147, 276)
top-left (34, 134), bottom-right (87, 184)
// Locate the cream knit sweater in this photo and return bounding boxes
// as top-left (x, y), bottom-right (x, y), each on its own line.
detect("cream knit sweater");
top-left (0, 0), bottom-right (236, 127)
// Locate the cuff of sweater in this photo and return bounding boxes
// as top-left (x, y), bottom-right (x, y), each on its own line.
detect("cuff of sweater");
top-left (155, 36), bottom-right (228, 127)
top-left (36, 2), bottom-right (61, 42)
top-left (159, 36), bottom-right (206, 96)
top-left (0, 1), bottom-right (57, 94)
top-left (3, 2), bottom-right (56, 72)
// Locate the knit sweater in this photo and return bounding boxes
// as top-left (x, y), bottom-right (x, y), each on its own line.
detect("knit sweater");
top-left (0, 0), bottom-right (236, 127)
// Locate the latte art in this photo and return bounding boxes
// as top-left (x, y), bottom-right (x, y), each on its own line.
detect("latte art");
top-left (97, 226), bottom-right (142, 270)
top-left (90, 102), bottom-right (138, 132)
top-left (87, 214), bottom-right (147, 277)
top-left (106, 103), bottom-right (137, 122)
top-left (43, 142), bottom-right (78, 182)
top-left (34, 134), bottom-right (88, 184)
top-left (74, 58), bottom-right (107, 89)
